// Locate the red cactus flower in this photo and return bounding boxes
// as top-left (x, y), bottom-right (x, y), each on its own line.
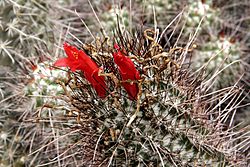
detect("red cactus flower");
top-left (112, 44), bottom-right (140, 100)
top-left (54, 43), bottom-right (107, 98)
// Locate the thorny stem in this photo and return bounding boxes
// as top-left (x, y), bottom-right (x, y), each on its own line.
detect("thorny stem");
top-left (98, 70), bottom-right (119, 88)
top-left (126, 79), bottom-right (143, 127)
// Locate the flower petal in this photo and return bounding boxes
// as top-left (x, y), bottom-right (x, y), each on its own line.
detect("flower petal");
top-left (63, 43), bottom-right (79, 61)
top-left (54, 58), bottom-right (68, 67)
top-left (92, 70), bottom-right (107, 99)
top-left (55, 43), bottom-right (108, 98)
top-left (112, 44), bottom-right (141, 100)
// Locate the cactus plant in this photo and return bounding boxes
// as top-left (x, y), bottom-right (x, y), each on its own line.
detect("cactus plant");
top-left (0, 0), bottom-right (249, 166)
top-left (0, 0), bottom-right (56, 66)
top-left (192, 32), bottom-right (244, 90)
top-left (50, 26), bottom-right (249, 166)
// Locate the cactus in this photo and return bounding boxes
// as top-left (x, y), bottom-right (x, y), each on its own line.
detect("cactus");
top-left (0, 0), bottom-right (71, 166)
top-left (50, 26), bottom-right (249, 166)
top-left (181, 0), bottom-right (246, 90)
top-left (0, 0), bottom-right (56, 66)
top-left (0, 67), bottom-right (30, 166)
top-left (0, 0), bottom-right (41, 165)
top-left (0, 0), bottom-right (249, 166)
top-left (0, 61), bottom-right (83, 166)
top-left (192, 33), bottom-right (244, 89)
top-left (101, 4), bottom-right (130, 33)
